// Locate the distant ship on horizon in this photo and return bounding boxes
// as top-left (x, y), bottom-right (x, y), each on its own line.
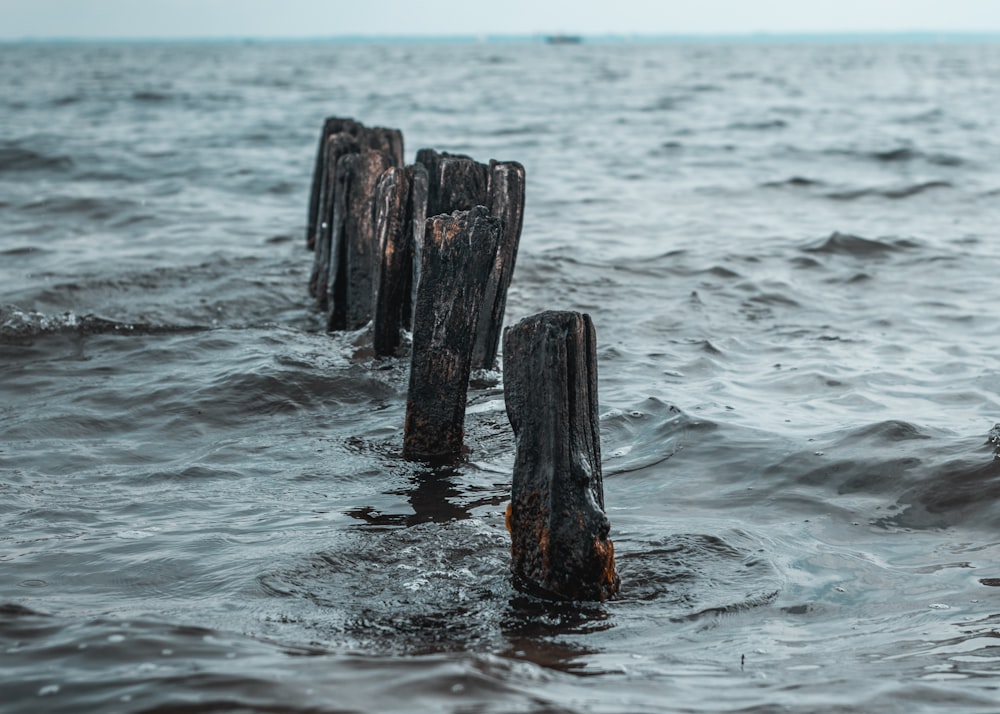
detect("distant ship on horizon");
top-left (544, 33), bottom-right (583, 45)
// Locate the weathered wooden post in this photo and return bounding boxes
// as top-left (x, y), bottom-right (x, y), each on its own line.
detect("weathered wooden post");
top-left (371, 162), bottom-right (429, 355)
top-left (306, 116), bottom-right (363, 250)
top-left (403, 206), bottom-right (502, 461)
top-left (415, 148), bottom-right (488, 216)
top-left (309, 133), bottom-right (360, 305)
top-left (472, 159), bottom-right (526, 370)
top-left (414, 149), bottom-right (525, 370)
top-left (363, 127), bottom-right (404, 169)
top-left (404, 163), bottom-right (429, 330)
top-left (371, 166), bottom-right (411, 356)
top-left (503, 311), bottom-right (620, 601)
top-left (325, 149), bottom-right (394, 331)
top-left (308, 118), bottom-right (404, 311)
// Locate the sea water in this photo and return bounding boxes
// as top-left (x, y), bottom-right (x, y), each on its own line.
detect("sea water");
top-left (2, 38), bottom-right (1000, 712)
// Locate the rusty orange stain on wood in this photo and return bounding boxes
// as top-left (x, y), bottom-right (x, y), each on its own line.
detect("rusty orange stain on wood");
top-left (592, 535), bottom-right (619, 600)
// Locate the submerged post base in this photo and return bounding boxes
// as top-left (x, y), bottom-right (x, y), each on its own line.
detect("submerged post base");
top-left (503, 311), bottom-right (620, 601)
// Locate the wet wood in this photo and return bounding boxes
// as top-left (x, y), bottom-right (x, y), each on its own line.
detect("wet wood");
top-left (404, 163), bottom-right (429, 330)
top-left (325, 149), bottom-right (394, 331)
top-left (503, 311), bottom-right (620, 601)
top-left (415, 149), bottom-right (526, 369)
top-left (371, 166), bottom-right (411, 356)
top-left (363, 127), bottom-right (404, 168)
top-left (309, 133), bottom-right (360, 305)
top-left (322, 152), bottom-right (353, 325)
top-left (310, 123), bottom-right (399, 304)
top-left (307, 117), bottom-right (363, 250)
top-left (415, 148), bottom-right (488, 217)
top-left (472, 159), bottom-right (526, 370)
top-left (403, 206), bottom-right (502, 462)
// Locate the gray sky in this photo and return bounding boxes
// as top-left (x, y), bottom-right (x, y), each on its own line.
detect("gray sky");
top-left (3, 0), bottom-right (1000, 39)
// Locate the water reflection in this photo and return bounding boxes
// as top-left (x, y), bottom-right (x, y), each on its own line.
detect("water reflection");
top-left (345, 467), bottom-right (507, 527)
top-left (500, 593), bottom-right (611, 674)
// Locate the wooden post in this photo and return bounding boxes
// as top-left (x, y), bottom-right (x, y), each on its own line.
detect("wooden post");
top-left (405, 163), bottom-right (429, 330)
top-left (472, 159), bottom-right (526, 370)
top-left (415, 148), bottom-right (488, 217)
top-left (309, 133), bottom-right (360, 306)
top-left (436, 155), bottom-right (490, 215)
top-left (306, 116), bottom-right (363, 250)
top-left (325, 149), bottom-right (394, 331)
top-left (372, 166), bottom-right (411, 356)
top-left (307, 120), bottom-right (403, 303)
top-left (403, 206), bottom-right (502, 462)
top-left (363, 127), bottom-right (404, 169)
top-left (502, 311), bottom-right (620, 601)
top-left (415, 149), bottom-right (525, 370)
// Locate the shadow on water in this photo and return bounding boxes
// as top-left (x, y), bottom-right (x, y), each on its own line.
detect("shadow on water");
top-left (344, 467), bottom-right (507, 528)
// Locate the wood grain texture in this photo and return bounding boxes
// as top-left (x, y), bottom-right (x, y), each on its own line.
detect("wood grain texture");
top-left (503, 311), bottom-right (620, 601)
top-left (372, 166), bottom-right (411, 356)
top-left (403, 206), bottom-right (502, 462)
top-left (325, 149), bottom-right (394, 331)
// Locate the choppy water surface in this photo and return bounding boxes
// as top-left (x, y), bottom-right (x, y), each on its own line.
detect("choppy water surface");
top-left (2, 38), bottom-right (1000, 713)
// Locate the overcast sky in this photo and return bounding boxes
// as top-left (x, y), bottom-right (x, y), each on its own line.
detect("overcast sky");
top-left (3, 0), bottom-right (1000, 39)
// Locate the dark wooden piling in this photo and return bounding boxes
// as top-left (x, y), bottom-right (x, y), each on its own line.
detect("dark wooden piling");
top-left (414, 149), bottom-right (526, 370)
top-left (404, 163), bottom-right (429, 330)
top-left (416, 148), bottom-right (488, 216)
top-left (372, 166), bottom-right (412, 356)
top-left (363, 127), bottom-right (404, 169)
top-left (308, 119), bottom-right (404, 305)
top-left (307, 117), bottom-right (364, 250)
top-left (309, 133), bottom-right (360, 305)
top-left (502, 311), bottom-right (620, 601)
top-left (435, 155), bottom-right (490, 215)
top-left (472, 159), bottom-right (526, 370)
top-left (325, 149), bottom-right (394, 331)
top-left (309, 131), bottom-right (521, 370)
top-left (403, 206), bottom-right (502, 462)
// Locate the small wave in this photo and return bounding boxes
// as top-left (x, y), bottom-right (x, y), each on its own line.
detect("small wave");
top-left (745, 292), bottom-right (800, 308)
top-left (489, 123), bottom-right (551, 136)
top-left (870, 147), bottom-right (964, 167)
top-left (895, 108), bottom-right (945, 125)
top-left (22, 195), bottom-right (139, 220)
top-left (891, 456), bottom-right (1000, 530)
top-left (872, 147), bottom-right (920, 162)
top-left (826, 181), bottom-right (952, 201)
top-left (762, 176), bottom-right (824, 189)
top-left (0, 603), bottom-right (49, 618)
top-left (614, 532), bottom-right (781, 619)
top-left (727, 119), bottom-right (788, 131)
top-left (132, 90), bottom-right (173, 102)
top-left (0, 305), bottom-right (207, 342)
top-left (882, 180), bottom-right (953, 198)
top-left (642, 95), bottom-right (687, 112)
top-left (802, 231), bottom-right (914, 256)
top-left (824, 145), bottom-right (965, 167)
top-left (0, 245), bottom-right (46, 256)
top-left (788, 255), bottom-right (822, 269)
top-left (705, 265), bottom-right (740, 279)
top-left (843, 420), bottom-right (933, 444)
top-left (602, 400), bottom-right (714, 476)
top-left (188, 362), bottom-right (397, 420)
top-left (0, 144), bottom-right (74, 173)
top-left (50, 94), bottom-right (84, 107)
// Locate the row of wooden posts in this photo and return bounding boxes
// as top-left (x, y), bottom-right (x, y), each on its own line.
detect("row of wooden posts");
top-left (305, 117), bottom-right (619, 601)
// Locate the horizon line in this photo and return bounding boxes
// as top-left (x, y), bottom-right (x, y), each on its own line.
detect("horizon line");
top-left (3, 30), bottom-right (1000, 44)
